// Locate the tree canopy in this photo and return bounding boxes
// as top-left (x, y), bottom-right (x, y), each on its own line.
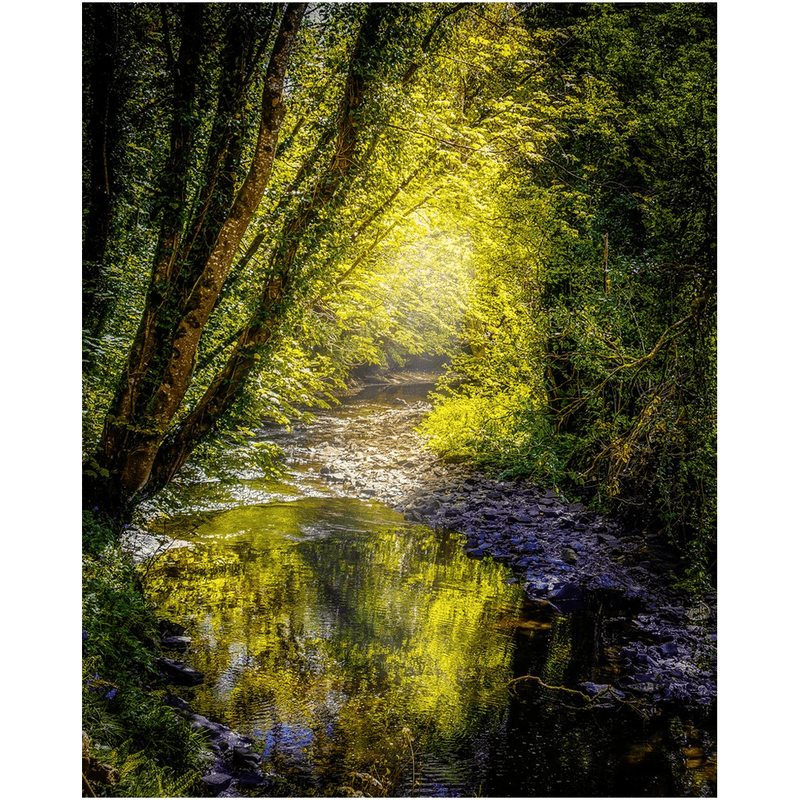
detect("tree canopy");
top-left (83, 2), bottom-right (716, 588)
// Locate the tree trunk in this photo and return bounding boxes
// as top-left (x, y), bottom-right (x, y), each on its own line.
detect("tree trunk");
top-left (145, 6), bottom-right (387, 494)
top-left (82, 3), bottom-right (121, 343)
top-left (90, 4), bottom-right (307, 515)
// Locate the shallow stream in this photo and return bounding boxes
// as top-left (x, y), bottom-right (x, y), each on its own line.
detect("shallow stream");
top-left (143, 387), bottom-right (716, 797)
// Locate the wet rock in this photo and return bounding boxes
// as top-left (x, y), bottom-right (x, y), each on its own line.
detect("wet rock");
top-left (560, 547), bottom-right (578, 564)
top-left (161, 634), bottom-right (192, 651)
top-left (202, 772), bottom-right (233, 794)
top-left (187, 712), bottom-right (223, 735)
top-left (526, 577), bottom-right (557, 595)
top-left (159, 619), bottom-right (188, 637)
top-left (587, 573), bottom-right (621, 591)
top-left (156, 657), bottom-right (204, 686)
top-left (550, 582), bottom-right (582, 601)
top-left (232, 744), bottom-right (262, 769)
top-left (521, 538), bottom-right (543, 555)
top-left (546, 582), bottom-right (584, 613)
top-left (163, 693), bottom-right (192, 712)
top-left (171, 703), bottom-right (267, 794)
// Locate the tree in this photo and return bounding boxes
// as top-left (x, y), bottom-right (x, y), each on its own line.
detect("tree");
top-left (84, 3), bottom-right (307, 514)
top-left (84, 2), bottom-right (475, 517)
top-left (423, 2), bottom-right (717, 587)
top-left (84, 3), bottom-right (716, 590)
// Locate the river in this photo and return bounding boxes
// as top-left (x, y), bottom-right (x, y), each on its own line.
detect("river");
top-left (140, 380), bottom-right (716, 797)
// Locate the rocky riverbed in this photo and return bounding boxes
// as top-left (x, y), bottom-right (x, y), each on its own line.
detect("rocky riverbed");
top-left (280, 394), bottom-right (717, 711)
top-left (136, 386), bottom-right (716, 797)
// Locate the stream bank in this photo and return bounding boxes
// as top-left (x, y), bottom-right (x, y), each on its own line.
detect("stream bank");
top-left (273, 387), bottom-right (717, 711)
top-left (127, 376), bottom-right (716, 796)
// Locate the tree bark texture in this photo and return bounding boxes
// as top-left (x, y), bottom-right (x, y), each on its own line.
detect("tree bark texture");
top-left (147, 5), bottom-right (387, 494)
top-left (93, 3), bottom-right (307, 513)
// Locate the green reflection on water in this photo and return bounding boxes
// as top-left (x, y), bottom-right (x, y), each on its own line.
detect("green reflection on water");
top-left (147, 497), bottom-right (528, 794)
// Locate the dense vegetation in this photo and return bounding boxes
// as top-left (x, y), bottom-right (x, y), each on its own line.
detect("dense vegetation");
top-left (82, 4), bottom-right (715, 792)
top-left (82, 512), bottom-right (206, 796)
top-left (421, 3), bottom-right (716, 591)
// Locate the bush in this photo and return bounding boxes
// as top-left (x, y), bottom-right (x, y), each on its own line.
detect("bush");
top-left (82, 512), bottom-right (205, 796)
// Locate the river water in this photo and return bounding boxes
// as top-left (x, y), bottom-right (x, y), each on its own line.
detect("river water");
top-left (143, 388), bottom-right (716, 797)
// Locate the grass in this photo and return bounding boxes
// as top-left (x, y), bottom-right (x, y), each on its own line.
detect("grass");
top-left (82, 511), bottom-right (206, 797)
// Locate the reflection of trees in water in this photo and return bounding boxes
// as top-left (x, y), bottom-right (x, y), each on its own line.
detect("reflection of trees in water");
top-left (146, 499), bottom-right (530, 791)
top-left (145, 498), bottom-right (715, 796)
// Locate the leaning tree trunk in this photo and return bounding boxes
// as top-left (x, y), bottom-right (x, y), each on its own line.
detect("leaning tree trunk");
top-left (146, 6), bottom-right (387, 496)
top-left (89, 4), bottom-right (307, 515)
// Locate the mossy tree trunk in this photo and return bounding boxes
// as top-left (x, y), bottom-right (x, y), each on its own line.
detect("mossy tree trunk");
top-left (87, 3), bottom-right (307, 516)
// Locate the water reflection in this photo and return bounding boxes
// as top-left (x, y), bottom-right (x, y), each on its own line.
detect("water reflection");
top-left (149, 498), bottom-right (528, 795)
top-left (147, 497), bottom-right (715, 797)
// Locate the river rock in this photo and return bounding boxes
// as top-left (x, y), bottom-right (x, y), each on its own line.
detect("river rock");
top-left (161, 634), bottom-right (192, 651)
top-left (521, 537), bottom-right (543, 555)
top-left (232, 744), bottom-right (262, 769)
top-left (202, 772), bottom-right (233, 793)
top-left (163, 693), bottom-right (192, 711)
top-left (560, 547), bottom-right (578, 564)
top-left (547, 582), bottom-right (584, 612)
top-left (159, 619), bottom-right (188, 637)
top-left (156, 657), bottom-right (204, 686)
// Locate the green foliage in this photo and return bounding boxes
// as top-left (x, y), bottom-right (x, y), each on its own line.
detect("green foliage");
top-left (421, 3), bottom-right (716, 590)
top-left (84, 2), bottom-right (715, 579)
top-left (82, 513), bottom-right (205, 795)
top-left (90, 739), bottom-right (201, 798)
top-left (421, 390), bottom-right (574, 488)
top-left (82, 6), bottom-right (717, 789)
top-left (83, 510), bottom-right (119, 556)
top-left (532, 2), bottom-right (716, 588)
top-left (300, 220), bottom-right (473, 375)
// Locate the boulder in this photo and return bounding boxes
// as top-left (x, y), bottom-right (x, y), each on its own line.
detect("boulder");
top-left (658, 641), bottom-right (679, 656)
top-left (161, 634), bottom-right (192, 651)
top-left (163, 693), bottom-right (191, 711)
top-left (547, 582), bottom-right (584, 612)
top-left (549, 582), bottom-right (583, 602)
top-left (560, 547), bottom-right (578, 564)
top-left (158, 619), bottom-right (188, 637)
